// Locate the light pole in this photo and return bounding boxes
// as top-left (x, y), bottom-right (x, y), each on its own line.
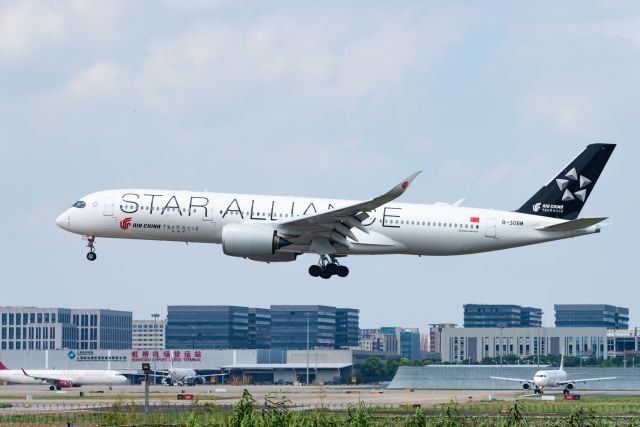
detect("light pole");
top-left (151, 313), bottom-right (160, 383)
top-left (497, 322), bottom-right (507, 367)
top-left (305, 313), bottom-right (311, 385)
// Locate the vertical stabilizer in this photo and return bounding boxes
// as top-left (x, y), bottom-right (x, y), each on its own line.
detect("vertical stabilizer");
top-left (516, 144), bottom-right (615, 219)
top-left (0, 361), bottom-right (7, 370)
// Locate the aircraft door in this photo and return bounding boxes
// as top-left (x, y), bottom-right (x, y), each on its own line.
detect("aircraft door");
top-left (485, 218), bottom-right (497, 238)
top-left (103, 198), bottom-right (115, 216)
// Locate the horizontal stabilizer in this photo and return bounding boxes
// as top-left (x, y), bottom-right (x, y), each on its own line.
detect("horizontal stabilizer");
top-left (536, 217), bottom-right (607, 232)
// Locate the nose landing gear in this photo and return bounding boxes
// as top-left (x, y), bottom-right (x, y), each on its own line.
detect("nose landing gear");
top-left (308, 255), bottom-right (349, 279)
top-left (85, 236), bottom-right (97, 261)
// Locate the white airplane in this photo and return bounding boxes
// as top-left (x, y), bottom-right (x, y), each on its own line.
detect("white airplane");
top-left (0, 361), bottom-right (127, 391)
top-left (153, 364), bottom-right (228, 386)
top-left (56, 144), bottom-right (615, 278)
top-left (491, 352), bottom-right (616, 395)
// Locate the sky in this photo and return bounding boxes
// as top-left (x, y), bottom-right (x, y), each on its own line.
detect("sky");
top-left (1, 1), bottom-right (639, 329)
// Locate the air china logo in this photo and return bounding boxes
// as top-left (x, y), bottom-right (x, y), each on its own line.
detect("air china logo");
top-left (533, 203), bottom-right (564, 214)
top-left (401, 181), bottom-right (409, 189)
top-left (120, 217), bottom-right (132, 230)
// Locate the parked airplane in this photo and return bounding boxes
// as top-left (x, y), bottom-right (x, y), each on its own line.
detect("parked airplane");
top-left (153, 364), bottom-right (228, 386)
top-left (491, 353), bottom-right (616, 395)
top-left (0, 361), bottom-right (127, 391)
top-left (56, 144), bottom-right (615, 278)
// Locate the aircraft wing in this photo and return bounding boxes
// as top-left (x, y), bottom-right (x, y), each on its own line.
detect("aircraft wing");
top-left (277, 171), bottom-right (421, 252)
top-left (558, 377), bottom-right (616, 385)
top-left (490, 376), bottom-right (534, 384)
top-left (21, 369), bottom-right (73, 384)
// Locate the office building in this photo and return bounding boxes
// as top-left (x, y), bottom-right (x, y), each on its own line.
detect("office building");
top-left (335, 308), bottom-right (359, 348)
top-left (0, 307), bottom-right (131, 350)
top-left (441, 327), bottom-right (608, 363)
top-left (555, 305), bottom-right (629, 329)
top-left (248, 308), bottom-right (271, 349)
top-left (132, 319), bottom-right (166, 349)
top-left (463, 304), bottom-right (542, 328)
top-left (166, 306), bottom-right (249, 349)
top-left (359, 329), bottom-right (397, 353)
top-left (400, 329), bottom-right (421, 361)
top-left (270, 305), bottom-right (337, 350)
top-left (428, 323), bottom-right (457, 353)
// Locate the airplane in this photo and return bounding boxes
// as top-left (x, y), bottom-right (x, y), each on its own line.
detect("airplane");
top-left (152, 363), bottom-right (229, 386)
top-left (491, 352), bottom-right (616, 395)
top-left (55, 144), bottom-right (615, 278)
top-left (0, 361), bottom-right (127, 391)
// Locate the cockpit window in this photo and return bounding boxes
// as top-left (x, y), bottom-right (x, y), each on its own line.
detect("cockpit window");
top-left (72, 201), bottom-right (86, 208)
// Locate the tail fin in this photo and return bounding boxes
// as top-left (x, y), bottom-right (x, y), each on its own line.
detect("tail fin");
top-left (0, 361), bottom-right (8, 370)
top-left (516, 144), bottom-right (616, 219)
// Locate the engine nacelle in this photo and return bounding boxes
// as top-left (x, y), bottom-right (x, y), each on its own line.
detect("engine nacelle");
top-left (565, 383), bottom-right (574, 390)
top-left (522, 383), bottom-right (530, 390)
top-left (249, 253), bottom-right (298, 263)
top-left (55, 380), bottom-right (73, 388)
top-left (222, 224), bottom-right (292, 258)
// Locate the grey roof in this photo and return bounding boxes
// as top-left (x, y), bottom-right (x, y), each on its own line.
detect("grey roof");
top-left (221, 363), bottom-right (351, 370)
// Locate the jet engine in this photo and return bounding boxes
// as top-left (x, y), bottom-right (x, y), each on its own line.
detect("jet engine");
top-left (222, 224), bottom-right (292, 259)
top-left (565, 383), bottom-right (574, 390)
top-left (522, 383), bottom-right (530, 390)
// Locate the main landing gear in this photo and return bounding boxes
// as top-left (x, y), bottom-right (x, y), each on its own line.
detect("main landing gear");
top-left (308, 255), bottom-right (349, 279)
top-left (86, 236), bottom-right (97, 261)
top-left (533, 387), bottom-right (543, 395)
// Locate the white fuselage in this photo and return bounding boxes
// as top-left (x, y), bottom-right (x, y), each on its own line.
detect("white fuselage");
top-left (168, 367), bottom-right (197, 383)
top-left (533, 368), bottom-right (567, 389)
top-left (0, 369), bottom-right (127, 386)
top-left (56, 190), bottom-right (600, 256)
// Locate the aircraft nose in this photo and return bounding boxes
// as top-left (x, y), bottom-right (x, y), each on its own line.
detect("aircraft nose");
top-left (56, 211), bottom-right (69, 230)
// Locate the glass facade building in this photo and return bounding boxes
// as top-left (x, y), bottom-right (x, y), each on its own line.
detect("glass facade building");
top-left (0, 307), bottom-right (131, 350)
top-left (270, 305), bottom-right (337, 350)
top-left (463, 304), bottom-right (542, 328)
top-left (335, 308), bottom-right (359, 349)
top-left (166, 306), bottom-right (250, 349)
top-left (400, 330), bottom-right (421, 361)
top-left (555, 304), bottom-right (629, 329)
top-left (248, 308), bottom-right (271, 349)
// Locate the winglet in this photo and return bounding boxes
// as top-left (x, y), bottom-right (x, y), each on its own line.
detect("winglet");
top-left (21, 368), bottom-right (30, 377)
top-left (397, 171), bottom-right (422, 192)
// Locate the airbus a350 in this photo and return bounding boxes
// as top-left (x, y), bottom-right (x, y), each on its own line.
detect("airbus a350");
top-left (56, 144), bottom-right (615, 278)
top-left (491, 352), bottom-right (616, 395)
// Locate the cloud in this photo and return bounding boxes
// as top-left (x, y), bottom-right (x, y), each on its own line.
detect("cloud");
top-left (0, 1), bottom-right (66, 57)
top-left (520, 88), bottom-right (595, 135)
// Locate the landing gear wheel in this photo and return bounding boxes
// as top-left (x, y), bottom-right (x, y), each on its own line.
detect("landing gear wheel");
top-left (563, 389), bottom-right (569, 395)
top-left (325, 263), bottom-right (338, 275)
top-left (85, 236), bottom-right (97, 261)
top-left (320, 270), bottom-right (332, 279)
top-left (308, 265), bottom-right (321, 277)
top-left (49, 385), bottom-right (55, 391)
top-left (337, 265), bottom-right (349, 277)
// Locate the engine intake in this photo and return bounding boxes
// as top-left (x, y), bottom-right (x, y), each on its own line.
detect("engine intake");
top-left (522, 383), bottom-right (530, 390)
top-left (222, 224), bottom-right (292, 258)
top-left (565, 383), bottom-right (574, 390)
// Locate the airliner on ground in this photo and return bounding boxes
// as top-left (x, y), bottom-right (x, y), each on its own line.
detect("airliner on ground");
top-left (153, 364), bottom-right (228, 386)
top-left (0, 361), bottom-right (127, 391)
top-left (56, 144), bottom-right (615, 278)
top-left (491, 353), bottom-right (616, 395)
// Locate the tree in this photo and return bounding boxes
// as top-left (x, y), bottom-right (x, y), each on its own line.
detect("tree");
top-left (360, 356), bottom-right (387, 383)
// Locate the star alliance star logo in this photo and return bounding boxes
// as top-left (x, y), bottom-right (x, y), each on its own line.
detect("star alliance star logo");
top-left (556, 167), bottom-right (591, 202)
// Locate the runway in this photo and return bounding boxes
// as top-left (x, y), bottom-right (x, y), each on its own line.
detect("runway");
top-left (0, 384), bottom-right (638, 408)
